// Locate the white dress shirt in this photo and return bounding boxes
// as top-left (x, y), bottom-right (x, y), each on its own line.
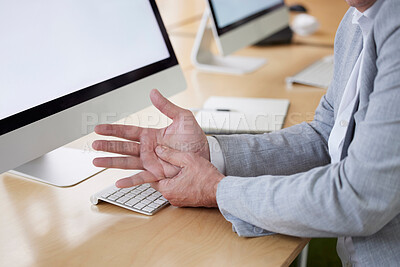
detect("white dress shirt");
top-left (208, 1), bottom-right (383, 265)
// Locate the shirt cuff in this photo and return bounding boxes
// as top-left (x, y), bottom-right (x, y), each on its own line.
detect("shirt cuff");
top-left (207, 136), bottom-right (226, 175)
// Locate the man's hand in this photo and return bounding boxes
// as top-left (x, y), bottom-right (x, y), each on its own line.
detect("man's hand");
top-left (92, 89), bottom-right (209, 185)
top-left (117, 145), bottom-right (225, 207)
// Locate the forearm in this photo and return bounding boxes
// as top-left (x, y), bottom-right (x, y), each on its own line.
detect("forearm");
top-left (217, 160), bottom-right (400, 238)
top-left (214, 121), bottom-right (331, 177)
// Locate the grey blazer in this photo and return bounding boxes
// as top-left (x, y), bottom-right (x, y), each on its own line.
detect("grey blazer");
top-left (215, 0), bottom-right (400, 265)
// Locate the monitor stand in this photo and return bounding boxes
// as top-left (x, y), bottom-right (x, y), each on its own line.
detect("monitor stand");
top-left (191, 10), bottom-right (266, 75)
top-left (9, 147), bottom-right (106, 187)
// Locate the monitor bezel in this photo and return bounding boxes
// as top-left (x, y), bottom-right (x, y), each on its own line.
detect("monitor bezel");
top-left (0, 0), bottom-right (178, 136)
top-left (208, 0), bottom-right (285, 36)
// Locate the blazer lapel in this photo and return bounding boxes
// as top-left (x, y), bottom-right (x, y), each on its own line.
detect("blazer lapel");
top-left (340, 18), bottom-right (379, 160)
top-left (332, 21), bottom-right (363, 115)
top-left (358, 30), bottom-right (378, 110)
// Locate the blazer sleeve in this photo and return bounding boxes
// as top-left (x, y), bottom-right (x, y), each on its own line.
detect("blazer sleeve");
top-left (212, 9), bottom-right (363, 178)
top-left (212, 8), bottom-right (365, 178)
top-left (213, 113), bottom-right (333, 177)
top-left (213, 66), bottom-right (336, 177)
top-left (216, 3), bottom-right (400, 238)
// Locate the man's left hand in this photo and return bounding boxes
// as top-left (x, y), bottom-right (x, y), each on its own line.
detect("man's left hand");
top-left (118, 145), bottom-right (225, 207)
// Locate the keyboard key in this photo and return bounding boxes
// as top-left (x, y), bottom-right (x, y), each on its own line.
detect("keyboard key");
top-left (141, 199), bottom-right (151, 205)
top-left (131, 189), bottom-right (141, 195)
top-left (107, 195), bottom-right (119, 201)
top-left (125, 193), bottom-right (135, 198)
top-left (153, 192), bottom-right (162, 198)
top-left (114, 192), bottom-right (124, 197)
top-left (147, 188), bottom-right (156, 193)
top-left (141, 189), bottom-right (152, 197)
top-left (147, 195), bottom-right (158, 201)
top-left (148, 203), bottom-right (160, 209)
top-left (101, 188), bottom-right (118, 197)
top-left (136, 185), bottom-right (147, 192)
top-left (142, 206), bottom-right (154, 213)
top-left (134, 203), bottom-right (146, 210)
top-left (154, 199), bottom-right (165, 205)
top-left (136, 195), bottom-right (146, 200)
top-left (101, 192), bottom-right (112, 198)
top-left (132, 197), bottom-right (142, 202)
top-left (117, 196), bottom-right (130, 204)
top-left (125, 198), bottom-right (141, 207)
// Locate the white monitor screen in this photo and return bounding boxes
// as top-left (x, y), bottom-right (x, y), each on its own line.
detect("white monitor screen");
top-left (210, 0), bottom-right (283, 29)
top-left (0, 0), bottom-right (170, 121)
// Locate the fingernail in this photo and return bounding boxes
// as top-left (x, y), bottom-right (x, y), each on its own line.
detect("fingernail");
top-left (93, 158), bottom-right (101, 166)
top-left (92, 141), bottom-right (99, 150)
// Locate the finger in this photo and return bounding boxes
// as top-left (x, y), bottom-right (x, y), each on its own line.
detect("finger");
top-left (155, 145), bottom-right (193, 167)
top-left (116, 171), bottom-right (159, 188)
top-left (150, 179), bottom-right (173, 197)
top-left (139, 134), bottom-right (166, 178)
top-left (150, 182), bottom-right (160, 191)
top-left (92, 140), bottom-right (140, 156)
top-left (150, 89), bottom-right (187, 119)
top-left (93, 156), bottom-right (143, 170)
top-left (94, 124), bottom-right (143, 141)
top-left (159, 159), bottom-right (181, 178)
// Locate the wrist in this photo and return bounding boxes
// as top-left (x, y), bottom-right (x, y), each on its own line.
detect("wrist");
top-left (211, 173), bottom-right (225, 207)
top-left (198, 136), bottom-right (211, 162)
top-left (204, 138), bottom-right (211, 161)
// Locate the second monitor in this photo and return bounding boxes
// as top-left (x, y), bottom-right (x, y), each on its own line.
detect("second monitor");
top-left (192, 0), bottom-right (289, 75)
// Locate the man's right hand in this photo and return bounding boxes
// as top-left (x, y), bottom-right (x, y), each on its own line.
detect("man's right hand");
top-left (92, 89), bottom-right (210, 186)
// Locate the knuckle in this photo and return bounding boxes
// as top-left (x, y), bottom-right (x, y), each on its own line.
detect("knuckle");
top-left (101, 141), bottom-right (109, 151)
top-left (117, 142), bottom-right (124, 151)
top-left (115, 127), bottom-right (123, 137)
top-left (182, 109), bottom-right (193, 117)
top-left (116, 157), bottom-right (129, 168)
top-left (123, 157), bottom-right (130, 168)
top-left (109, 142), bottom-right (117, 151)
top-left (94, 141), bottom-right (103, 150)
top-left (125, 142), bottom-right (133, 150)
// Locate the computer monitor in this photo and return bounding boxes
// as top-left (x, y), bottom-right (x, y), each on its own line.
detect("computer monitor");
top-left (192, 0), bottom-right (289, 74)
top-left (0, 0), bottom-right (186, 186)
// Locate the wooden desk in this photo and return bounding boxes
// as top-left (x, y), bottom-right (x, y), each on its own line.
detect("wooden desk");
top-left (156, 0), bottom-right (205, 30)
top-left (0, 1), bottom-right (348, 266)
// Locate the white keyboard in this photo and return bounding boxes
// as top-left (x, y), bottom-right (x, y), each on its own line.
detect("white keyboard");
top-left (286, 55), bottom-right (334, 89)
top-left (91, 183), bottom-right (169, 215)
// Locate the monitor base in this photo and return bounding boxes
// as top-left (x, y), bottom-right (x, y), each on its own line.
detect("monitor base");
top-left (191, 10), bottom-right (266, 75)
top-left (10, 147), bottom-right (106, 187)
top-left (193, 54), bottom-right (266, 75)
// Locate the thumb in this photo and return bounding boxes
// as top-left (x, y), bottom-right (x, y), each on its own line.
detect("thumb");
top-left (155, 145), bottom-right (192, 168)
top-left (150, 89), bottom-right (185, 119)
